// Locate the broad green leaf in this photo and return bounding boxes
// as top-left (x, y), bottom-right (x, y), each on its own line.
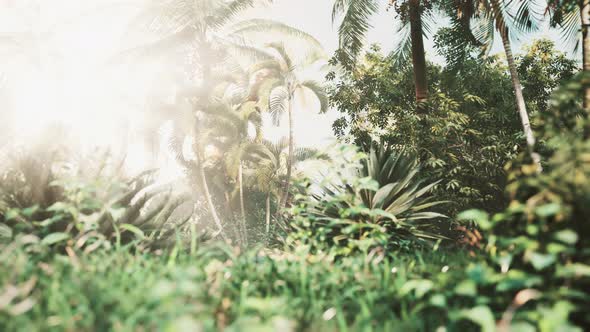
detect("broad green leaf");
top-left (21, 205), bottom-right (39, 217)
top-left (455, 280), bottom-right (477, 296)
top-left (47, 202), bottom-right (70, 213)
top-left (41, 232), bottom-right (70, 245)
top-left (457, 209), bottom-right (490, 229)
top-left (120, 224), bottom-right (145, 239)
top-left (35, 215), bottom-right (64, 227)
top-left (399, 279), bottom-right (434, 298)
top-left (529, 252), bottom-right (556, 271)
top-left (0, 223), bottom-right (12, 239)
top-left (554, 229), bottom-right (578, 245)
top-left (456, 306), bottom-right (495, 332)
top-left (5, 209), bottom-right (20, 221)
top-left (557, 263), bottom-right (590, 278)
top-left (534, 203), bottom-right (561, 218)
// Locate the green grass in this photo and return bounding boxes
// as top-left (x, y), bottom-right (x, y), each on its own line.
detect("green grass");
top-left (1, 239), bottom-right (485, 332)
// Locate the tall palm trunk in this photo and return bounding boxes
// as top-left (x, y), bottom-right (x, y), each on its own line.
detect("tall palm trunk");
top-left (197, 150), bottom-right (227, 240)
top-left (582, 0), bottom-right (590, 112)
top-left (265, 192), bottom-right (271, 235)
top-left (198, 40), bottom-right (227, 240)
top-left (409, 0), bottom-right (428, 104)
top-left (499, 29), bottom-right (541, 170)
top-left (238, 161), bottom-right (248, 246)
top-left (224, 191), bottom-right (241, 243)
top-left (279, 94), bottom-right (294, 209)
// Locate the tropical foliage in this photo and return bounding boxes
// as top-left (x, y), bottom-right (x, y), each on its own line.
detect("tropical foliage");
top-left (328, 39), bottom-right (577, 213)
top-left (1, 0), bottom-right (589, 331)
top-left (288, 143), bottom-right (448, 254)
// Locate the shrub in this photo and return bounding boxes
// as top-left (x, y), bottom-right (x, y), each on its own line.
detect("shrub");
top-left (0, 143), bottom-right (199, 253)
top-left (455, 72), bottom-right (590, 330)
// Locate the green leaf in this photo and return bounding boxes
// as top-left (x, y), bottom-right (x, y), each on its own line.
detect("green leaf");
top-left (456, 306), bottom-right (495, 332)
top-left (429, 294), bottom-right (446, 307)
top-left (534, 203), bottom-right (561, 218)
top-left (21, 205), bottom-right (39, 217)
top-left (399, 279), bottom-right (434, 298)
top-left (47, 202), bottom-right (70, 213)
top-left (0, 223), bottom-right (12, 239)
top-left (5, 209), bottom-right (20, 221)
top-left (554, 229), bottom-right (578, 245)
top-left (457, 209), bottom-right (491, 230)
top-left (41, 232), bottom-right (70, 246)
top-left (557, 263), bottom-right (590, 278)
top-left (35, 215), bottom-right (64, 227)
top-left (455, 280), bottom-right (477, 296)
top-left (529, 252), bottom-right (556, 271)
top-left (120, 224), bottom-right (145, 239)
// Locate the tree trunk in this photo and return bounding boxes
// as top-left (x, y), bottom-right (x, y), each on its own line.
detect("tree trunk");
top-left (582, 0), bottom-right (590, 112)
top-left (408, 0), bottom-right (428, 105)
top-left (224, 191), bottom-right (241, 244)
top-left (238, 161), bottom-right (248, 246)
top-left (197, 150), bottom-right (227, 240)
top-left (279, 95), bottom-right (294, 209)
top-left (265, 192), bottom-right (271, 235)
top-left (499, 29), bottom-right (542, 171)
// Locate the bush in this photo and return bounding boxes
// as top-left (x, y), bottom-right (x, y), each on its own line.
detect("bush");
top-left (0, 143), bottom-right (199, 253)
top-left (455, 72), bottom-right (590, 330)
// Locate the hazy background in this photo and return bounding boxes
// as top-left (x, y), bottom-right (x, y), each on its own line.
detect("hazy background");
top-left (0, 0), bottom-right (575, 174)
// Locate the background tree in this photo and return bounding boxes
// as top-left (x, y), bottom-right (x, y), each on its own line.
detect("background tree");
top-left (252, 43), bottom-right (328, 210)
top-left (446, 0), bottom-right (543, 168)
top-left (328, 39), bottom-right (577, 214)
top-left (247, 137), bottom-right (323, 236)
top-left (332, 0), bottom-right (434, 103)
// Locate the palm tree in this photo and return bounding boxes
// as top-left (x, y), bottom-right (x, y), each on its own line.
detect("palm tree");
top-left (130, 1), bottom-right (330, 234)
top-left (332, 0), bottom-right (431, 104)
top-left (130, 0), bottom-right (271, 240)
top-left (251, 43), bottom-right (328, 209)
top-left (450, 0), bottom-right (542, 169)
top-left (209, 100), bottom-right (264, 246)
top-left (247, 138), bottom-right (325, 236)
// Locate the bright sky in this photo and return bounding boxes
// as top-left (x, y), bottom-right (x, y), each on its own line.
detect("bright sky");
top-left (0, 0), bottom-right (578, 167)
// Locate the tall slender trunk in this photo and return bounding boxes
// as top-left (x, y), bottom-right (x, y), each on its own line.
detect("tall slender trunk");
top-left (197, 150), bottom-right (226, 240)
top-left (238, 161), bottom-right (248, 246)
top-left (279, 95), bottom-right (294, 209)
top-left (499, 29), bottom-right (542, 171)
top-left (409, 0), bottom-right (428, 104)
top-left (582, 0), bottom-right (590, 113)
top-left (196, 39), bottom-right (228, 240)
top-left (224, 191), bottom-right (241, 243)
top-left (265, 192), bottom-right (271, 235)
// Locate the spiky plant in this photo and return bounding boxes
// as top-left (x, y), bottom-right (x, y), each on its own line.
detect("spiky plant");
top-left (291, 143), bottom-right (447, 252)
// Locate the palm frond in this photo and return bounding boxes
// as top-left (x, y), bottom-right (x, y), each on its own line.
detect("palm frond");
top-left (299, 80), bottom-right (329, 113)
top-left (209, 0), bottom-right (270, 29)
top-left (269, 86), bottom-right (289, 126)
top-left (548, 3), bottom-right (581, 54)
top-left (230, 19), bottom-right (324, 51)
top-left (266, 42), bottom-right (295, 72)
top-left (332, 0), bottom-right (380, 63)
top-left (390, 23), bottom-right (413, 67)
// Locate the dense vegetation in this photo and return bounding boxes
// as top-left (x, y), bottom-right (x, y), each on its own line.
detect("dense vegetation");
top-left (1, 0), bottom-right (589, 331)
